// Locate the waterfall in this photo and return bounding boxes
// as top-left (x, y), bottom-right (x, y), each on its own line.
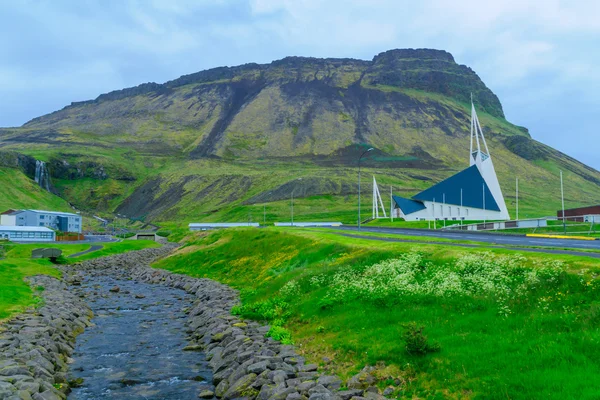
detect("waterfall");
top-left (34, 160), bottom-right (51, 192)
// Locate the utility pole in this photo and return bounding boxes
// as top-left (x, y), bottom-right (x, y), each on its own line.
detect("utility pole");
top-left (390, 185), bottom-right (393, 222)
top-left (460, 188), bottom-right (463, 226)
top-left (263, 204), bottom-right (266, 225)
top-left (516, 177), bottom-right (519, 221)
top-left (357, 148), bottom-right (373, 231)
top-left (483, 183), bottom-right (486, 225)
top-left (291, 179), bottom-right (302, 227)
top-left (560, 170), bottom-right (566, 233)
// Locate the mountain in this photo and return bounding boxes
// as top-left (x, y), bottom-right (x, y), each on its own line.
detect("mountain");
top-left (0, 48), bottom-right (598, 224)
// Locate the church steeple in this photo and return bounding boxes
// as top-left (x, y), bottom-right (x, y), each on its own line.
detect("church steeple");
top-left (469, 96), bottom-right (490, 167)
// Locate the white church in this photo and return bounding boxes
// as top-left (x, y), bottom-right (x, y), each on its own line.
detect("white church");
top-left (391, 102), bottom-right (510, 221)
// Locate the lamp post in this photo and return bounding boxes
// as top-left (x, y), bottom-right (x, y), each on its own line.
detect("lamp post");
top-left (291, 179), bottom-right (302, 227)
top-left (358, 147), bottom-right (374, 231)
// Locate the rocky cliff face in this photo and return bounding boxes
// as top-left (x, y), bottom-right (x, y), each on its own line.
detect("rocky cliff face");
top-left (19, 49), bottom-right (508, 163)
top-left (1, 48), bottom-right (598, 220)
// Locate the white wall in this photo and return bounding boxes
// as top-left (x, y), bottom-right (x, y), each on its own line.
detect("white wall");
top-left (0, 215), bottom-right (16, 226)
top-left (399, 201), bottom-right (508, 221)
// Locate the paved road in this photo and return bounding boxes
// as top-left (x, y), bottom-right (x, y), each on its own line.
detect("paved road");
top-left (329, 226), bottom-right (600, 253)
top-left (69, 245), bottom-right (103, 258)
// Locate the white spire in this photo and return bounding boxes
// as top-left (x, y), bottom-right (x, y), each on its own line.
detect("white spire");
top-left (372, 176), bottom-right (387, 219)
top-left (470, 97), bottom-right (490, 167)
top-left (469, 99), bottom-right (510, 220)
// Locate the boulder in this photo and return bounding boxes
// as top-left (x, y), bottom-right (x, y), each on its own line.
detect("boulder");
top-left (223, 373), bottom-right (258, 399)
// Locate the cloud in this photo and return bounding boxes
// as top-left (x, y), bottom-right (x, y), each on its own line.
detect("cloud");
top-left (0, 0), bottom-right (599, 168)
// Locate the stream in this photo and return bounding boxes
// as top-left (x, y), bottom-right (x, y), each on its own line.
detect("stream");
top-left (67, 275), bottom-right (213, 399)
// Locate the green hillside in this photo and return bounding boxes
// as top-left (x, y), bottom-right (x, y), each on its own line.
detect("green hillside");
top-left (0, 168), bottom-right (72, 212)
top-left (0, 49), bottom-right (598, 222)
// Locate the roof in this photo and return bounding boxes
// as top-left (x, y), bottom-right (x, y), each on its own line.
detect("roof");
top-left (0, 226), bottom-right (55, 232)
top-left (412, 165), bottom-right (500, 211)
top-left (189, 223), bottom-right (260, 228)
top-left (1, 209), bottom-right (18, 215)
top-left (22, 210), bottom-right (79, 217)
top-left (392, 196), bottom-right (426, 215)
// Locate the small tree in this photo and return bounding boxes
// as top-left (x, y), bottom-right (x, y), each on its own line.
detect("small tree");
top-left (401, 322), bottom-right (441, 355)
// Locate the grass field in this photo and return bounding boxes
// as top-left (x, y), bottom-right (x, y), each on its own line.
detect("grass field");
top-left (154, 228), bottom-right (600, 399)
top-left (0, 240), bottom-right (159, 321)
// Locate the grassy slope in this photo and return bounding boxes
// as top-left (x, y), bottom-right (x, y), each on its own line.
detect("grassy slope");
top-left (0, 168), bottom-right (73, 211)
top-left (1, 87), bottom-right (599, 224)
top-left (0, 240), bottom-right (160, 320)
top-left (154, 228), bottom-right (600, 399)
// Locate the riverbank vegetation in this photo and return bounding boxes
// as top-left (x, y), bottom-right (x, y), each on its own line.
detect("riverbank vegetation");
top-left (0, 240), bottom-right (159, 320)
top-left (154, 228), bottom-right (600, 399)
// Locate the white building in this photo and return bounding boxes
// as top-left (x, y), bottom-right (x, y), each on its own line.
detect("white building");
top-left (0, 209), bottom-right (82, 233)
top-left (393, 102), bottom-right (510, 222)
top-left (0, 226), bottom-right (56, 242)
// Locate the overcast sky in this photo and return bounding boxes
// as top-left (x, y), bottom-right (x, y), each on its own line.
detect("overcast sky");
top-left (1, 0), bottom-right (599, 169)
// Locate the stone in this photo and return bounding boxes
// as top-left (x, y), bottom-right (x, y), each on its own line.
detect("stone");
top-left (299, 364), bottom-right (318, 372)
top-left (317, 376), bottom-right (342, 390)
top-left (134, 294), bottom-right (146, 299)
top-left (257, 383), bottom-right (285, 400)
top-left (297, 381), bottom-right (317, 395)
top-left (363, 392), bottom-right (387, 400)
top-left (32, 390), bottom-right (63, 400)
top-left (14, 380), bottom-right (40, 393)
top-left (223, 373), bottom-right (257, 399)
top-left (286, 393), bottom-right (306, 400)
top-left (198, 389), bottom-right (215, 398)
top-left (0, 365), bottom-right (30, 377)
top-left (0, 381), bottom-right (16, 397)
top-left (215, 379), bottom-right (230, 397)
top-left (109, 286), bottom-right (120, 293)
top-left (248, 360), bottom-right (271, 374)
top-left (346, 369), bottom-right (376, 390)
top-left (269, 370), bottom-right (288, 384)
top-left (308, 393), bottom-right (333, 400)
top-left (183, 344), bottom-right (204, 351)
top-left (382, 387), bottom-right (394, 396)
top-left (337, 390), bottom-right (363, 400)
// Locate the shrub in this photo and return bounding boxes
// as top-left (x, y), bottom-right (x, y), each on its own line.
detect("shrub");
top-left (401, 322), bottom-right (441, 355)
top-left (116, 232), bottom-right (136, 239)
top-left (266, 325), bottom-right (293, 344)
top-left (231, 297), bottom-right (291, 322)
top-left (156, 230), bottom-right (171, 237)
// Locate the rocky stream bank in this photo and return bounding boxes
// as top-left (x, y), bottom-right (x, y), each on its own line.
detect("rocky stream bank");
top-left (1, 245), bottom-right (386, 400)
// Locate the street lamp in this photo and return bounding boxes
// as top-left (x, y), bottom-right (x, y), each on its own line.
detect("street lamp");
top-left (358, 147), bottom-right (374, 231)
top-left (291, 178), bottom-right (302, 227)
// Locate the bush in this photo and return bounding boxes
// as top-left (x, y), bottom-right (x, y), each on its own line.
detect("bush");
top-left (116, 232), bottom-right (135, 239)
top-left (266, 325), bottom-right (293, 344)
top-left (401, 322), bottom-right (440, 355)
top-left (156, 230), bottom-right (171, 237)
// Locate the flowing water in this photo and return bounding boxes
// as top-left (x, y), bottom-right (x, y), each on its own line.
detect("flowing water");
top-left (34, 160), bottom-right (51, 191)
top-left (68, 276), bottom-right (213, 399)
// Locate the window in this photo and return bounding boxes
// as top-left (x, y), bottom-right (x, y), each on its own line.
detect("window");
top-left (440, 205), bottom-right (443, 216)
top-left (39, 222), bottom-right (44, 226)
top-left (466, 209), bottom-right (469, 216)
top-left (448, 206), bottom-right (451, 216)
top-left (39, 215), bottom-right (45, 219)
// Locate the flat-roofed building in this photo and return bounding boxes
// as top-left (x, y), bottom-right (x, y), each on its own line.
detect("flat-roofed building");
top-left (0, 226), bottom-right (56, 242)
top-left (1, 209), bottom-right (82, 233)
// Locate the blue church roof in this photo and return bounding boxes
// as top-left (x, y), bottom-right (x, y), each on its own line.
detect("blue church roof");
top-left (411, 165), bottom-right (500, 212)
top-left (392, 196), bottom-right (426, 215)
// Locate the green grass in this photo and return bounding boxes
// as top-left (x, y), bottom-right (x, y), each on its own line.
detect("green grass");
top-left (153, 228), bottom-right (600, 399)
top-left (0, 168), bottom-right (72, 211)
top-left (0, 240), bottom-right (160, 321)
top-left (0, 258), bottom-right (60, 320)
